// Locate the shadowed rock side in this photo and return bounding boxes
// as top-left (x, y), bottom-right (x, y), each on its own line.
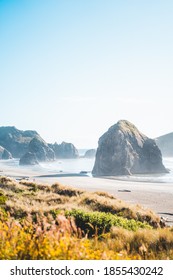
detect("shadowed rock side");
top-left (92, 120), bottom-right (168, 176)
top-left (0, 146), bottom-right (12, 159)
top-left (155, 132), bottom-right (173, 157)
top-left (19, 152), bottom-right (39, 165)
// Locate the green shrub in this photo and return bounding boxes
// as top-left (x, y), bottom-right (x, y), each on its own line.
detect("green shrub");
top-left (66, 209), bottom-right (151, 237)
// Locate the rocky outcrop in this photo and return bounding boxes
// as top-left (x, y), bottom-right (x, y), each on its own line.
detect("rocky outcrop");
top-left (28, 136), bottom-right (55, 162)
top-left (0, 125), bottom-right (80, 163)
top-left (19, 136), bottom-right (55, 165)
top-left (92, 120), bottom-right (168, 176)
top-left (0, 126), bottom-right (39, 158)
top-left (155, 132), bottom-right (173, 157)
top-left (49, 142), bottom-right (79, 158)
top-left (83, 149), bottom-right (96, 158)
top-left (19, 152), bottom-right (39, 165)
top-left (0, 146), bottom-right (12, 160)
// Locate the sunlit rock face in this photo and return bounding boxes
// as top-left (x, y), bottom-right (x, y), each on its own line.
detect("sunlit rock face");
top-left (92, 120), bottom-right (168, 176)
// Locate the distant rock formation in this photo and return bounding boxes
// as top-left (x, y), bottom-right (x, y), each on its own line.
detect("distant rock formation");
top-left (19, 136), bottom-right (55, 165)
top-left (92, 120), bottom-right (168, 176)
top-left (0, 125), bottom-right (81, 164)
top-left (28, 136), bottom-right (55, 162)
top-left (0, 125), bottom-right (80, 164)
top-left (0, 126), bottom-right (39, 158)
top-left (83, 149), bottom-right (96, 158)
top-left (19, 152), bottom-right (39, 165)
top-left (0, 146), bottom-right (12, 160)
top-left (49, 142), bottom-right (79, 158)
top-left (155, 132), bottom-right (173, 157)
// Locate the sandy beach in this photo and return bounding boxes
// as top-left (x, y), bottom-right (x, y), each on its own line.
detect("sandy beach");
top-left (1, 166), bottom-right (173, 225)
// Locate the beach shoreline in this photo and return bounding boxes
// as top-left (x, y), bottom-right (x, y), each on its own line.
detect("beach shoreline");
top-left (0, 166), bottom-right (173, 226)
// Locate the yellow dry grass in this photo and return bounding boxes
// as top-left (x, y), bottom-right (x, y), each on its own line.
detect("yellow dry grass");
top-left (1, 175), bottom-right (173, 260)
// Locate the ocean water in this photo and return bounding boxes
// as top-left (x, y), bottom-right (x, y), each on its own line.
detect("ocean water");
top-left (128, 158), bottom-right (173, 183)
top-left (0, 156), bottom-right (173, 183)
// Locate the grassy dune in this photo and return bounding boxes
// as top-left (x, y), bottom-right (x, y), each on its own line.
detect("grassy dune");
top-left (0, 176), bottom-right (173, 260)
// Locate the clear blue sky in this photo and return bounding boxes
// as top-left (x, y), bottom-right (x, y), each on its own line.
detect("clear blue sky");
top-left (1, 0), bottom-right (173, 148)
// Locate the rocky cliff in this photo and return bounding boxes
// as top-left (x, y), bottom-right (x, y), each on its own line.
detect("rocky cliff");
top-left (155, 132), bottom-right (173, 157)
top-left (0, 126), bottom-right (80, 164)
top-left (0, 126), bottom-right (39, 158)
top-left (92, 120), bottom-right (168, 176)
top-left (0, 126), bottom-right (81, 165)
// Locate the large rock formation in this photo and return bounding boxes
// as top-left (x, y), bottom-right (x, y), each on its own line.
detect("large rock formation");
top-left (0, 126), bottom-right (39, 158)
top-left (0, 146), bottom-right (12, 160)
top-left (28, 136), bottom-right (55, 162)
top-left (92, 120), bottom-right (168, 176)
top-left (49, 142), bottom-right (79, 158)
top-left (155, 132), bottom-right (173, 157)
top-left (19, 136), bottom-right (55, 165)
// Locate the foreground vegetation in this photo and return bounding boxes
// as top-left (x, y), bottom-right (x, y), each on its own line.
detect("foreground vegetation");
top-left (0, 176), bottom-right (173, 260)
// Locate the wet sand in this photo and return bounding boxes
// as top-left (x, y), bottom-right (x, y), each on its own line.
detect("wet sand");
top-left (1, 167), bottom-right (173, 225)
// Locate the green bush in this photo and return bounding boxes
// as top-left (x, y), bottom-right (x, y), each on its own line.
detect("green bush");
top-left (66, 209), bottom-right (151, 237)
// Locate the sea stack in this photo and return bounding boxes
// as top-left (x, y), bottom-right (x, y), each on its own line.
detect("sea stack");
top-left (19, 136), bottom-right (55, 165)
top-left (92, 120), bottom-right (168, 176)
top-left (27, 136), bottom-right (55, 162)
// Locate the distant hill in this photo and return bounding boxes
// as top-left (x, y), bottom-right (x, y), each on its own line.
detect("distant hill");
top-left (155, 132), bottom-right (173, 157)
top-left (0, 126), bottom-right (39, 158)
